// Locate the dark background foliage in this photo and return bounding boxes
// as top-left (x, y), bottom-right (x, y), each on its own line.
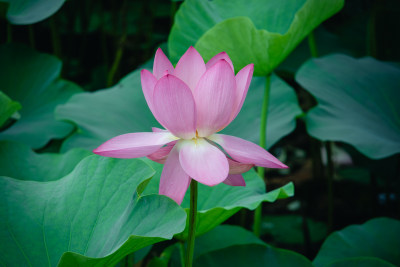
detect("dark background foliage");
top-left (1, 0), bottom-right (399, 263)
top-left (2, 0), bottom-right (399, 90)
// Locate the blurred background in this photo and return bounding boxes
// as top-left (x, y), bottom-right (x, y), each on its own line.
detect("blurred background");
top-left (2, 0), bottom-right (399, 90)
top-left (1, 0), bottom-right (399, 263)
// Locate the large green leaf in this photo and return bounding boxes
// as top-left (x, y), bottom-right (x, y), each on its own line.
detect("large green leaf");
top-left (325, 258), bottom-right (395, 267)
top-left (0, 44), bottom-right (81, 149)
top-left (193, 225), bottom-right (265, 259)
top-left (0, 0), bottom-right (65, 24)
top-left (296, 54), bottom-right (400, 159)
top-left (261, 215), bottom-right (327, 245)
top-left (168, 225), bottom-right (312, 267)
top-left (167, 225), bottom-right (265, 266)
top-left (142, 159), bottom-right (294, 239)
top-left (0, 91), bottom-right (21, 127)
top-left (190, 225), bottom-right (312, 267)
top-left (222, 74), bottom-right (302, 148)
top-left (168, 0), bottom-right (343, 76)
top-left (313, 217), bottom-right (400, 267)
top-left (0, 156), bottom-right (187, 266)
top-left (194, 244), bottom-right (312, 267)
top-left (0, 140), bottom-right (91, 181)
top-left (56, 69), bottom-right (159, 152)
top-left (277, 25), bottom-right (364, 74)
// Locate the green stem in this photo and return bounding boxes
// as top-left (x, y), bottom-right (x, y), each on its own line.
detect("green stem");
top-left (123, 253), bottom-right (134, 267)
top-left (253, 205), bottom-right (262, 237)
top-left (100, 7), bottom-right (109, 74)
top-left (107, 34), bottom-right (126, 87)
top-left (253, 74), bottom-right (271, 237)
top-left (308, 32), bottom-right (324, 183)
top-left (28, 25), bottom-right (35, 49)
top-left (257, 74), bottom-right (271, 178)
top-left (301, 212), bottom-right (312, 258)
top-left (50, 17), bottom-right (62, 59)
top-left (325, 141), bottom-right (334, 232)
top-left (107, 0), bottom-right (128, 87)
top-left (185, 180), bottom-right (198, 267)
top-left (179, 242), bottom-right (185, 267)
top-left (7, 22), bottom-right (12, 43)
top-left (170, 1), bottom-right (178, 27)
top-left (239, 208), bottom-right (247, 227)
top-left (310, 137), bottom-right (322, 180)
top-left (308, 31), bottom-right (335, 232)
top-left (367, 0), bottom-right (377, 57)
top-left (307, 31), bottom-right (318, 58)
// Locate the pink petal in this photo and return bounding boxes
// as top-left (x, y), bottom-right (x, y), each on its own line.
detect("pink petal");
top-left (227, 158), bottom-right (254, 174)
top-left (173, 46), bottom-right (206, 91)
top-left (148, 129), bottom-right (177, 163)
top-left (153, 48), bottom-right (174, 79)
top-left (209, 134), bottom-right (288, 169)
top-left (153, 74), bottom-right (197, 139)
top-left (152, 127), bottom-right (168, 132)
top-left (159, 145), bottom-right (191, 204)
top-left (178, 138), bottom-right (229, 186)
top-left (93, 132), bottom-right (177, 158)
top-left (146, 141), bottom-right (176, 164)
top-left (223, 174), bottom-right (246, 186)
top-left (229, 64), bottom-right (254, 123)
top-left (206, 52), bottom-right (234, 72)
top-left (141, 69), bottom-right (158, 116)
top-left (194, 59), bottom-right (237, 137)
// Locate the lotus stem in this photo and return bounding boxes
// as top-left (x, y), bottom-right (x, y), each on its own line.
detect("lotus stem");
top-left (107, 34), bottom-right (126, 87)
top-left (367, 1), bottom-right (377, 57)
top-left (253, 74), bottom-right (271, 237)
top-left (308, 31), bottom-right (318, 58)
top-left (123, 253), bottom-right (134, 267)
top-left (179, 241), bottom-right (185, 267)
top-left (28, 25), bottom-right (35, 49)
top-left (185, 179), bottom-right (198, 267)
top-left (308, 31), bottom-right (334, 232)
top-left (170, 1), bottom-right (178, 27)
top-left (7, 22), bottom-right (12, 43)
top-left (253, 204), bottom-right (262, 237)
top-left (325, 141), bottom-right (334, 232)
top-left (258, 74), bottom-right (271, 178)
top-left (107, 0), bottom-right (128, 87)
top-left (308, 33), bottom-right (323, 180)
top-left (50, 17), bottom-right (62, 59)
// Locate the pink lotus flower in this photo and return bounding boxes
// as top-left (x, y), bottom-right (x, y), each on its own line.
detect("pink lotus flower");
top-left (93, 47), bottom-right (287, 204)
